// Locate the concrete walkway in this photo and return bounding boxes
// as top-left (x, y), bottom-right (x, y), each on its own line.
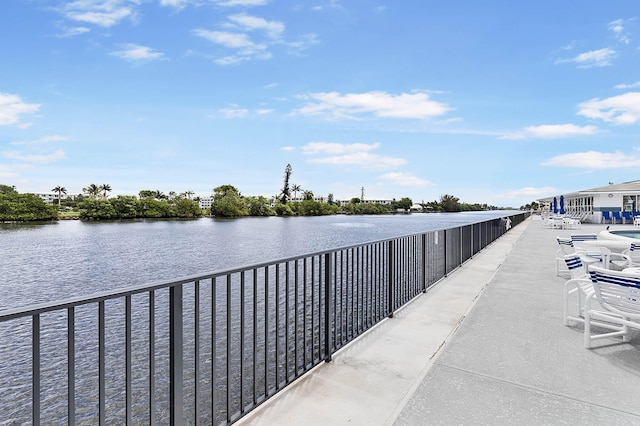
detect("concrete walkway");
top-left (238, 218), bottom-right (640, 425)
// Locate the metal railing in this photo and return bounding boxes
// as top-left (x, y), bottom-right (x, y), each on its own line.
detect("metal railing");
top-left (0, 213), bottom-right (527, 425)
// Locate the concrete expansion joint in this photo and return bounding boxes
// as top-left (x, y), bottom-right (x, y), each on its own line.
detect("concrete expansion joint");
top-left (436, 363), bottom-right (640, 419)
top-left (430, 314), bottom-right (466, 361)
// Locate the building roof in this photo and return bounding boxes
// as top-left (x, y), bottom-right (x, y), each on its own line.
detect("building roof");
top-left (537, 180), bottom-right (640, 203)
top-left (579, 180), bottom-right (640, 193)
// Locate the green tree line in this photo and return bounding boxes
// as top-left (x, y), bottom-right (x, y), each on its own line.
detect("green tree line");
top-left (1, 180), bottom-right (517, 222)
top-left (0, 185), bottom-right (58, 221)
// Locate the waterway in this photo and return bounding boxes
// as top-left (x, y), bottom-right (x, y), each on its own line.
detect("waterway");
top-left (1, 211), bottom-right (515, 310)
top-left (0, 211), bottom-right (518, 423)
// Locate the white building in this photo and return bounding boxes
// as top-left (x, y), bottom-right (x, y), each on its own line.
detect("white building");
top-left (198, 196), bottom-right (213, 210)
top-left (538, 180), bottom-right (640, 223)
top-left (31, 192), bottom-right (78, 204)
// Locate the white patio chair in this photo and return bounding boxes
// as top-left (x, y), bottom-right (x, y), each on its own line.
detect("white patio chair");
top-left (556, 236), bottom-right (604, 274)
top-left (634, 216), bottom-right (640, 227)
top-left (563, 255), bottom-right (593, 326)
top-left (570, 233), bottom-right (597, 245)
top-left (563, 217), bottom-right (581, 230)
top-left (622, 242), bottom-right (640, 267)
top-left (556, 237), bottom-right (577, 276)
top-left (584, 266), bottom-right (640, 348)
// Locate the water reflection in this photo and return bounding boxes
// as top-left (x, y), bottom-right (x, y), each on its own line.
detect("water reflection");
top-left (0, 212), bottom-right (514, 310)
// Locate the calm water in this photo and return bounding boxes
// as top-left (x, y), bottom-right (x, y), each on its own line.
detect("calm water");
top-left (0, 211), bottom-right (518, 423)
top-left (0, 211), bottom-right (515, 311)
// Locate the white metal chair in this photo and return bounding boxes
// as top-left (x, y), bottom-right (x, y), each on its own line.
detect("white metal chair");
top-left (570, 233), bottom-right (597, 245)
top-left (622, 242), bottom-right (640, 266)
top-left (563, 217), bottom-right (581, 230)
top-left (584, 266), bottom-right (640, 348)
top-left (563, 255), bottom-right (593, 326)
top-left (556, 237), bottom-right (575, 276)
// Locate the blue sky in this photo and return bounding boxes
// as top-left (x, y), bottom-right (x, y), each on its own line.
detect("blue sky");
top-left (1, 1), bottom-right (639, 207)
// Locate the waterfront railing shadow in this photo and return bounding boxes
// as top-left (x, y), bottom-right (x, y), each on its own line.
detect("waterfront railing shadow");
top-left (0, 213), bottom-right (528, 425)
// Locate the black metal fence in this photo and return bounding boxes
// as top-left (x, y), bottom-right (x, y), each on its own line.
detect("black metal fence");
top-left (0, 212), bottom-right (528, 425)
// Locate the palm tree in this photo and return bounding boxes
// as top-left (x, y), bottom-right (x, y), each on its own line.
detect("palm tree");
top-left (51, 186), bottom-right (67, 207)
top-left (83, 183), bottom-right (101, 199)
top-left (303, 190), bottom-right (314, 201)
top-left (99, 184), bottom-right (112, 199)
top-left (291, 184), bottom-right (301, 202)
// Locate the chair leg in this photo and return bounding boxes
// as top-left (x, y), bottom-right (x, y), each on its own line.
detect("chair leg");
top-left (584, 309), bottom-right (592, 348)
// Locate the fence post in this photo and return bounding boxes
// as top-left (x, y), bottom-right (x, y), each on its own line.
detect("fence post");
top-left (170, 285), bottom-right (184, 425)
top-left (387, 240), bottom-right (395, 318)
top-left (421, 234), bottom-right (427, 293)
top-left (324, 253), bottom-right (334, 362)
top-left (443, 229), bottom-right (448, 277)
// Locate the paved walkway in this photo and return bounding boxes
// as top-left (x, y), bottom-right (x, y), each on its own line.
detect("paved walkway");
top-left (238, 218), bottom-right (640, 425)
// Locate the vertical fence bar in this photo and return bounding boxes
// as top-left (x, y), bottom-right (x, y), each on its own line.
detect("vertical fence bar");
top-left (67, 307), bottom-right (75, 426)
top-left (274, 265), bottom-right (280, 388)
top-left (294, 260), bottom-right (299, 378)
top-left (32, 314), bottom-right (40, 425)
top-left (264, 267), bottom-right (269, 397)
top-left (148, 292), bottom-right (155, 426)
top-left (125, 296), bottom-right (132, 425)
top-left (387, 240), bottom-right (394, 318)
top-left (211, 278), bottom-right (217, 425)
top-left (302, 259), bottom-right (307, 368)
top-left (226, 274), bottom-right (232, 423)
top-left (239, 273), bottom-right (245, 416)
top-left (169, 285), bottom-right (184, 425)
top-left (194, 281), bottom-right (200, 425)
top-left (252, 269), bottom-right (258, 406)
top-left (98, 301), bottom-right (105, 426)
top-left (311, 257), bottom-right (315, 363)
top-left (324, 252), bottom-right (334, 362)
top-left (285, 262), bottom-right (290, 382)
top-left (443, 230), bottom-right (448, 276)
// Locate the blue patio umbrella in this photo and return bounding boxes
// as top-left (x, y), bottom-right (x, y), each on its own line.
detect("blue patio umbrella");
top-left (559, 195), bottom-right (565, 215)
top-left (553, 196), bottom-right (558, 214)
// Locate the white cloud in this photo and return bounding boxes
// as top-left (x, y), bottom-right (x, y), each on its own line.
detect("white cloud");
top-left (0, 165), bottom-right (19, 178)
top-left (302, 142), bottom-right (406, 170)
top-left (0, 93), bottom-right (40, 126)
top-left (285, 33), bottom-right (320, 55)
top-left (504, 124), bottom-right (598, 139)
top-left (556, 47), bottom-right (616, 68)
top-left (56, 26), bottom-right (90, 37)
top-left (302, 141), bottom-right (381, 155)
top-left (543, 150), bottom-right (640, 169)
top-left (280, 146), bottom-right (295, 151)
top-left (11, 135), bottom-right (71, 146)
top-left (378, 172), bottom-right (432, 188)
top-left (110, 44), bottom-right (166, 63)
top-left (293, 91), bottom-right (452, 120)
top-left (615, 81), bottom-right (640, 89)
top-left (60, 0), bottom-right (137, 28)
top-left (219, 106), bottom-right (249, 118)
top-left (192, 29), bottom-right (270, 64)
top-left (497, 186), bottom-right (558, 199)
top-left (577, 92), bottom-right (640, 124)
top-left (160, 0), bottom-right (191, 8)
top-left (609, 19), bottom-right (631, 44)
top-left (194, 11), bottom-right (318, 64)
top-left (3, 149), bottom-right (66, 164)
top-left (215, 0), bottom-right (269, 6)
top-left (227, 14), bottom-right (284, 38)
